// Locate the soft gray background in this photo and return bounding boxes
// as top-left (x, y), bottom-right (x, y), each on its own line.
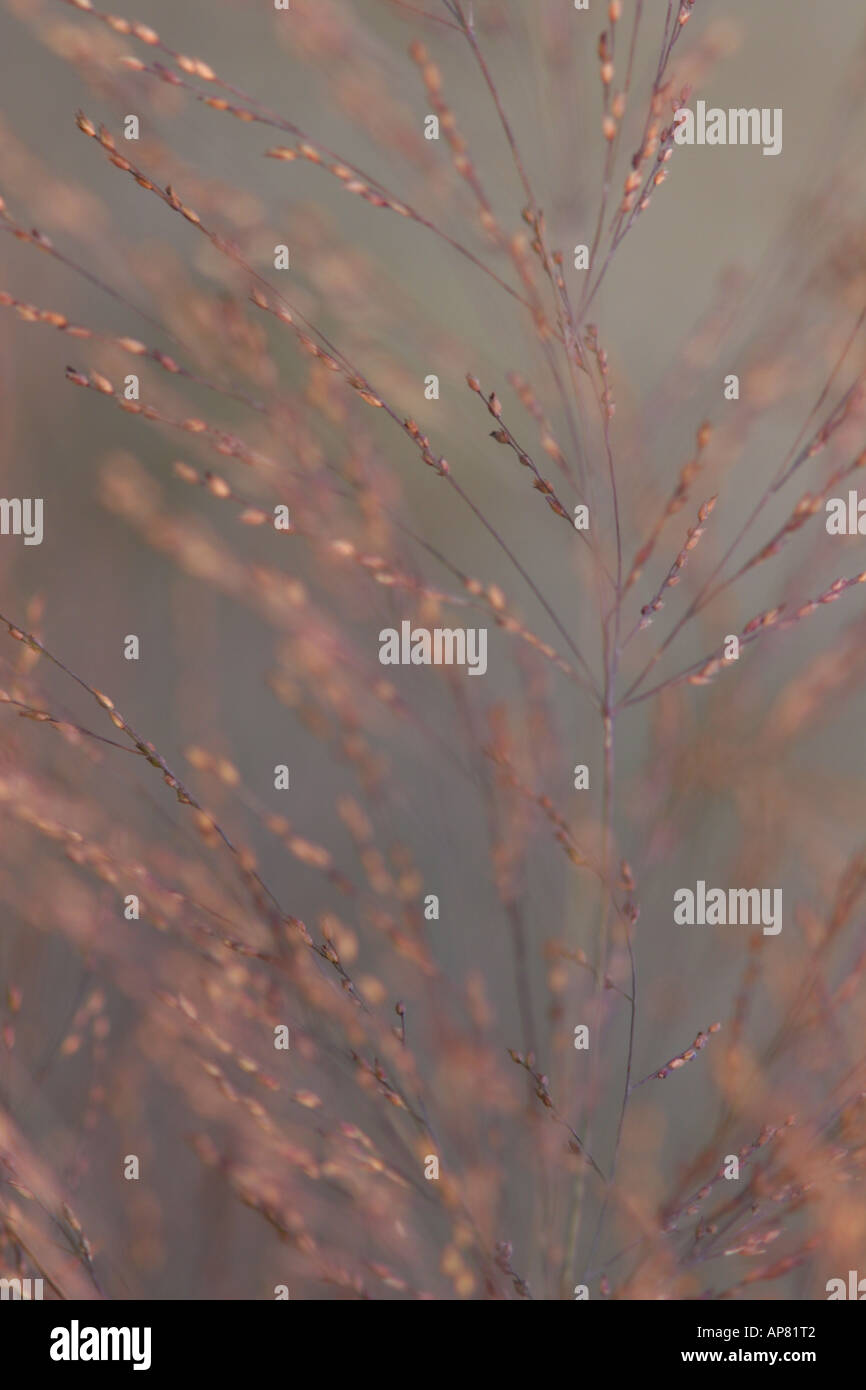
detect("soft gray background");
top-left (1, 0), bottom-right (865, 1299)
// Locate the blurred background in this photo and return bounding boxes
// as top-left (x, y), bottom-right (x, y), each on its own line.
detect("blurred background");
top-left (1, 0), bottom-right (866, 1300)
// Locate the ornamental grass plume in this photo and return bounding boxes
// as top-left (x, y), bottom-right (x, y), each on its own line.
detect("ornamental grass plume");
top-left (0, 0), bottom-right (865, 1301)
